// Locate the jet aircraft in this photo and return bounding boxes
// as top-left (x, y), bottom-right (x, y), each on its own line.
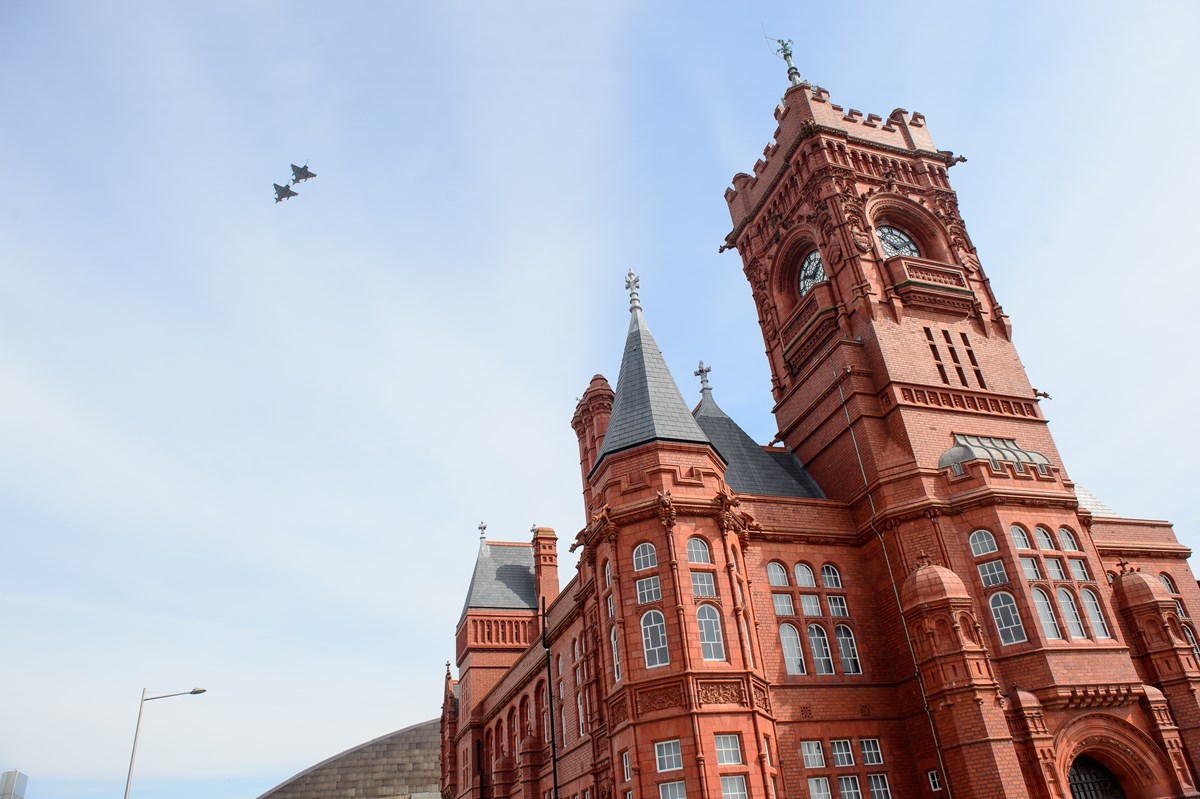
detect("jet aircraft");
top-left (274, 183), bottom-right (298, 203)
top-left (290, 163), bottom-right (316, 184)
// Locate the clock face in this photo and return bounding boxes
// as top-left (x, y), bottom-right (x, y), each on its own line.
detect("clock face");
top-left (877, 225), bottom-right (920, 258)
top-left (798, 249), bottom-right (826, 297)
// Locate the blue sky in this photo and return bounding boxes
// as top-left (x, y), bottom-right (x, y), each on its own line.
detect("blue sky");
top-left (2, 2), bottom-right (1197, 798)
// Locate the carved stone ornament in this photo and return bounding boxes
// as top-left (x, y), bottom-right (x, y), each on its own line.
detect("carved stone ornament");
top-left (657, 490), bottom-right (677, 530)
top-left (609, 695), bottom-right (629, 725)
top-left (697, 681), bottom-right (747, 706)
top-left (636, 684), bottom-right (685, 714)
top-left (752, 684), bottom-right (772, 713)
top-left (851, 223), bottom-right (873, 253)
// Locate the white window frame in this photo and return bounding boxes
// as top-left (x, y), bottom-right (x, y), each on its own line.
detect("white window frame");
top-left (969, 529), bottom-right (998, 556)
top-left (772, 593), bottom-right (795, 616)
top-left (989, 591), bottom-right (1027, 645)
top-left (806, 777), bottom-right (831, 799)
top-left (835, 625), bottom-right (861, 674)
top-left (1010, 525), bottom-right (1033, 549)
top-left (795, 563), bottom-right (817, 587)
top-left (977, 559), bottom-right (1008, 587)
top-left (1032, 587), bottom-right (1062, 640)
top-left (821, 564), bottom-right (842, 588)
top-left (697, 604), bottom-right (727, 661)
top-left (641, 610), bottom-right (669, 668)
top-left (780, 623), bottom-right (806, 675)
top-left (1019, 556), bottom-right (1043, 580)
top-left (687, 537), bottom-right (712, 564)
top-left (692, 571), bottom-right (717, 597)
top-left (637, 575), bottom-right (662, 604)
top-left (1069, 558), bottom-right (1090, 581)
top-left (714, 734), bottom-right (742, 765)
top-left (1081, 588), bottom-right (1112, 638)
top-left (658, 782), bottom-right (685, 799)
top-left (622, 751), bottom-right (631, 781)
top-left (859, 738), bottom-right (883, 765)
top-left (800, 594), bottom-right (823, 616)
top-left (655, 739), bottom-right (683, 772)
top-left (634, 543), bottom-right (657, 571)
top-left (828, 595), bottom-right (848, 617)
top-left (1059, 527), bottom-right (1081, 551)
top-left (927, 770), bottom-right (942, 791)
top-left (867, 773), bottom-right (892, 799)
top-left (1045, 557), bottom-right (1067, 580)
top-left (719, 776), bottom-right (747, 799)
top-left (808, 624), bottom-right (835, 674)
top-left (1057, 588), bottom-right (1087, 638)
top-left (801, 740), bottom-right (825, 768)
top-left (830, 739), bottom-right (854, 767)
top-left (767, 562), bottom-right (789, 586)
top-left (1034, 526), bottom-right (1057, 550)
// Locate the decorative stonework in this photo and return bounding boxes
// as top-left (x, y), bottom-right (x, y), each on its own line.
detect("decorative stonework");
top-left (636, 684), bottom-right (685, 714)
top-left (884, 384), bottom-right (1040, 420)
top-left (697, 681), bottom-right (747, 706)
top-left (609, 695), bottom-right (628, 726)
top-left (752, 684), bottom-right (772, 713)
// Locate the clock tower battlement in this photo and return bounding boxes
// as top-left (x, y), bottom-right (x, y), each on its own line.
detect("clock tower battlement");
top-left (722, 80), bottom-right (1057, 508)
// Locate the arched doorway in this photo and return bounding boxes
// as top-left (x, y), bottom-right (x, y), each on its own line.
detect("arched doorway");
top-left (1069, 755), bottom-right (1127, 799)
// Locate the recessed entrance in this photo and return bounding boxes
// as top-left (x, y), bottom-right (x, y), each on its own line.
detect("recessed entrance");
top-left (1068, 755), bottom-right (1127, 799)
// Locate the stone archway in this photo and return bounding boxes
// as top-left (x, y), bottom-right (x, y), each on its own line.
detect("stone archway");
top-left (1069, 755), bottom-right (1127, 799)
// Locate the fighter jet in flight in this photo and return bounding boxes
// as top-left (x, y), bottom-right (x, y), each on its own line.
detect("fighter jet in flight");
top-left (274, 183), bottom-right (299, 203)
top-left (290, 163), bottom-right (316, 184)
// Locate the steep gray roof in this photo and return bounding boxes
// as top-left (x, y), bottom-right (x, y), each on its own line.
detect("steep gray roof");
top-left (692, 388), bottom-right (824, 499)
top-left (458, 542), bottom-right (537, 623)
top-left (937, 434), bottom-right (1052, 474)
top-left (592, 306), bottom-right (713, 470)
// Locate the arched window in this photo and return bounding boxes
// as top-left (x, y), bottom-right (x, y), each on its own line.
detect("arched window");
top-left (641, 611), bottom-right (669, 667)
top-left (1081, 589), bottom-right (1111, 639)
top-left (1034, 526), bottom-right (1057, 550)
top-left (795, 563), bottom-right (817, 587)
top-left (1160, 573), bottom-right (1179, 594)
top-left (798, 249), bottom-right (826, 297)
top-left (989, 592), bottom-right (1027, 644)
top-left (633, 543), bottom-right (657, 571)
top-left (835, 625), bottom-right (861, 674)
top-left (821, 564), bottom-right (842, 588)
top-left (969, 530), bottom-right (998, 557)
top-left (1058, 528), bottom-right (1081, 551)
top-left (697, 605), bottom-right (726, 661)
top-left (1057, 589), bottom-right (1087, 638)
top-left (610, 626), bottom-right (622, 682)
top-left (876, 225), bottom-right (920, 258)
top-left (1031, 588), bottom-right (1062, 640)
top-left (1183, 625), bottom-right (1200, 664)
top-left (604, 560), bottom-right (611, 587)
top-left (808, 624), bottom-right (835, 674)
top-left (767, 562), bottom-right (789, 586)
top-left (779, 624), bottom-right (805, 675)
top-left (687, 537), bottom-right (712, 564)
top-left (1010, 525), bottom-right (1033, 549)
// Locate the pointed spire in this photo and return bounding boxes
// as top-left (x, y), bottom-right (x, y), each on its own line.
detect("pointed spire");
top-left (592, 273), bottom-right (713, 471)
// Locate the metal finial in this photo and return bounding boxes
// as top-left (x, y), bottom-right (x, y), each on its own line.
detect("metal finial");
top-left (776, 39), bottom-right (803, 86)
top-left (478, 521), bottom-right (487, 540)
top-left (625, 270), bottom-right (642, 312)
top-left (695, 361), bottom-right (712, 393)
top-left (530, 524), bottom-right (538, 533)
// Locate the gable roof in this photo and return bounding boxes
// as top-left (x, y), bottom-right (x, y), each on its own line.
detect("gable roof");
top-left (692, 388), bottom-right (823, 499)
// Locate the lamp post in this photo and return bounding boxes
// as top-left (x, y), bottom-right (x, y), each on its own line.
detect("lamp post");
top-left (122, 687), bottom-right (206, 799)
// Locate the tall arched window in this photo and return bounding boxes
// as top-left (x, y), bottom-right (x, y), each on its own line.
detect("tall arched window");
top-left (633, 543), bottom-right (657, 571)
top-left (779, 624), bottom-right (805, 675)
top-left (808, 624), bottom-right (835, 674)
top-left (1010, 525), bottom-right (1033, 549)
top-left (835, 625), bottom-right (861, 674)
top-left (1031, 588), bottom-right (1062, 640)
top-left (604, 560), bottom-right (611, 587)
top-left (1034, 527), bottom-right (1057, 550)
top-left (1057, 589), bottom-right (1087, 638)
top-left (641, 610), bottom-right (669, 667)
top-left (687, 537), bottom-right (712, 564)
top-left (610, 626), bottom-right (622, 682)
top-left (697, 605), bottom-right (726, 661)
top-left (768, 562), bottom-right (789, 586)
top-left (1080, 589), bottom-right (1111, 639)
top-left (1160, 573), bottom-right (1179, 594)
top-left (969, 530), bottom-right (998, 557)
top-left (821, 565), bottom-right (842, 588)
top-left (989, 592), bottom-right (1027, 644)
top-left (1058, 528), bottom-right (1081, 551)
top-left (1182, 625), bottom-right (1200, 664)
top-left (795, 563), bottom-right (817, 587)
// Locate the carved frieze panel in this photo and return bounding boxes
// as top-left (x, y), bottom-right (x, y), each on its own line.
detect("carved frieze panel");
top-left (696, 680), bottom-right (747, 707)
top-left (636, 683), bottom-right (685, 714)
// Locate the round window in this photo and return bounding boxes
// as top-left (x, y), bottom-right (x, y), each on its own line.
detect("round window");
top-left (798, 249), bottom-right (826, 297)
top-left (876, 225), bottom-right (920, 258)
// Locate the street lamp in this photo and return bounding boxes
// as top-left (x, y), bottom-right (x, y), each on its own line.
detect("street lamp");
top-left (122, 687), bottom-right (206, 799)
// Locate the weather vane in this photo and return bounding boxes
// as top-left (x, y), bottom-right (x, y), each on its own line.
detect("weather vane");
top-left (776, 39), bottom-right (804, 86)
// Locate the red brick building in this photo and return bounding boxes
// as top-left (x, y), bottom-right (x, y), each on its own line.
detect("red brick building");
top-left (440, 72), bottom-right (1200, 799)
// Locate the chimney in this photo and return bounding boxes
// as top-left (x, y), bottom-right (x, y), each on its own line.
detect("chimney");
top-left (531, 526), bottom-right (559, 605)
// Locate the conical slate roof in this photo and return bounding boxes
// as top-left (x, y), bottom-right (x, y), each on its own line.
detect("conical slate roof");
top-left (458, 541), bottom-right (537, 624)
top-left (592, 278), bottom-right (713, 470)
top-left (692, 382), bottom-right (823, 499)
